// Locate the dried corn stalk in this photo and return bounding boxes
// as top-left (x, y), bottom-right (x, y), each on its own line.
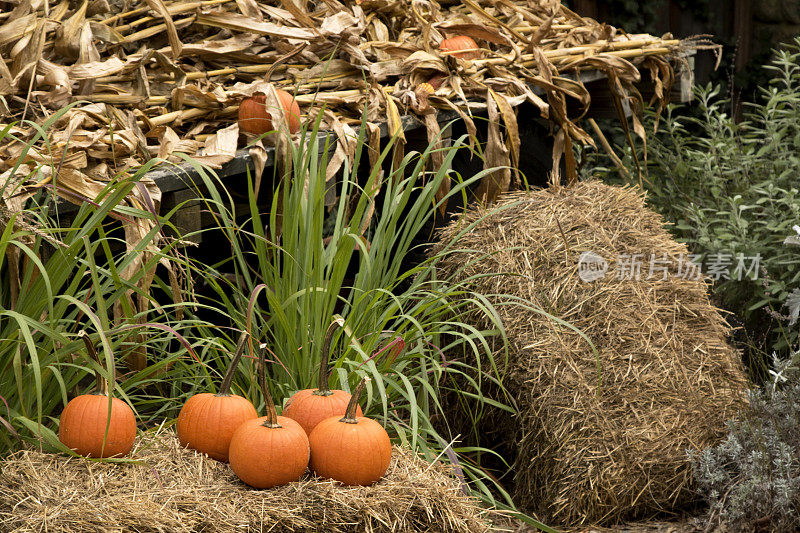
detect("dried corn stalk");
top-left (0, 0), bottom-right (692, 185)
top-left (0, 0), bottom-right (695, 367)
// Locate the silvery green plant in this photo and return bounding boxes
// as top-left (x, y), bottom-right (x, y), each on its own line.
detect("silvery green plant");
top-left (690, 382), bottom-right (800, 531)
top-left (690, 225), bottom-right (800, 531)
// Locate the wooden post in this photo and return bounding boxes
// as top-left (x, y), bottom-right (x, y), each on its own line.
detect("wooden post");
top-left (734, 0), bottom-right (752, 73)
top-left (571, 0), bottom-right (598, 19)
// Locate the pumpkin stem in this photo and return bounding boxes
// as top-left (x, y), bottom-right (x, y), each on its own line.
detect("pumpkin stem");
top-left (258, 344), bottom-right (282, 429)
top-left (218, 331), bottom-right (248, 396)
top-left (341, 376), bottom-right (369, 424)
top-left (314, 317), bottom-right (344, 396)
top-left (78, 330), bottom-right (108, 396)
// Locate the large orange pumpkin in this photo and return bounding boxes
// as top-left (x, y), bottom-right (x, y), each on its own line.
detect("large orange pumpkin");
top-left (58, 331), bottom-right (137, 458)
top-left (309, 376), bottom-right (392, 486)
top-left (229, 346), bottom-right (310, 489)
top-left (283, 318), bottom-right (362, 436)
top-left (238, 89), bottom-right (301, 135)
top-left (439, 35), bottom-right (482, 60)
top-left (176, 332), bottom-right (258, 462)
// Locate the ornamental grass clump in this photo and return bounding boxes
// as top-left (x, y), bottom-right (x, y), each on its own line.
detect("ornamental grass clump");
top-left (0, 106), bottom-right (201, 456)
top-left (182, 114), bottom-right (518, 508)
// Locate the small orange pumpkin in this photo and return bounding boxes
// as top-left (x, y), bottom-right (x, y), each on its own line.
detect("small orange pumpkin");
top-left (176, 333), bottom-right (258, 462)
top-left (439, 35), bottom-right (482, 60)
top-left (283, 318), bottom-right (362, 436)
top-left (58, 331), bottom-right (137, 458)
top-left (238, 89), bottom-right (302, 135)
top-left (229, 345), bottom-right (310, 489)
top-left (309, 376), bottom-right (392, 486)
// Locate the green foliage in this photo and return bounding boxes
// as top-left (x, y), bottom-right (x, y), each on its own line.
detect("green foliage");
top-left (0, 122), bottom-right (198, 454)
top-left (586, 38), bottom-right (800, 367)
top-left (176, 113), bottom-right (522, 507)
top-left (690, 378), bottom-right (800, 531)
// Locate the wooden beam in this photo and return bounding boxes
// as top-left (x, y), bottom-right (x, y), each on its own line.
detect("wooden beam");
top-left (734, 0), bottom-right (752, 73)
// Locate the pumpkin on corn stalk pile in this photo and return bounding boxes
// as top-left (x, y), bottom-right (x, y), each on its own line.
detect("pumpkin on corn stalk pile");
top-left (439, 35), bottom-right (482, 60)
top-left (309, 376), bottom-right (391, 486)
top-left (229, 345), bottom-right (310, 489)
top-left (283, 318), bottom-right (362, 436)
top-left (58, 331), bottom-right (137, 458)
top-left (238, 89), bottom-right (302, 135)
top-left (0, 0), bottom-right (688, 214)
top-left (176, 332), bottom-right (257, 462)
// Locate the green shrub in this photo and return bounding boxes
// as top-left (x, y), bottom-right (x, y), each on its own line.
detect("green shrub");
top-left (587, 38), bottom-right (800, 368)
top-left (690, 377), bottom-right (800, 531)
top-left (0, 109), bottom-right (198, 454)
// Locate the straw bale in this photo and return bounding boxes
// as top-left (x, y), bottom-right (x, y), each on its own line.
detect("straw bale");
top-left (433, 180), bottom-right (748, 527)
top-left (0, 428), bottom-right (498, 532)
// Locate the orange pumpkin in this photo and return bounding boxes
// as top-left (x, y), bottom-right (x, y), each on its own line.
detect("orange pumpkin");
top-left (439, 35), bottom-right (482, 60)
top-left (283, 318), bottom-right (362, 436)
top-left (58, 331), bottom-right (137, 458)
top-left (309, 376), bottom-right (392, 486)
top-left (177, 333), bottom-right (258, 462)
top-left (238, 89), bottom-right (302, 135)
top-left (229, 345), bottom-right (310, 489)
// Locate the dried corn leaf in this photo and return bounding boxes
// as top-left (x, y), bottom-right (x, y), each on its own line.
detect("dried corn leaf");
top-left (382, 86), bottom-right (406, 171)
top-left (278, 0), bottom-right (313, 27)
top-left (476, 89), bottom-right (510, 203)
top-left (54, 0), bottom-right (88, 59)
top-left (424, 113), bottom-right (449, 215)
top-left (180, 34), bottom-right (257, 57)
top-left (195, 13), bottom-right (315, 40)
top-left (488, 88), bottom-right (519, 187)
top-left (194, 122), bottom-right (238, 168)
top-left (156, 126), bottom-right (179, 160)
top-left (235, 0), bottom-right (263, 21)
top-left (0, 53), bottom-right (13, 94)
top-left (0, 13), bottom-right (37, 48)
top-left (144, 0), bottom-right (183, 58)
top-left (69, 56), bottom-right (125, 79)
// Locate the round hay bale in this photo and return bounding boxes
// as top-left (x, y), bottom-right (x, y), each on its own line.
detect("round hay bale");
top-left (433, 181), bottom-right (748, 527)
top-left (0, 428), bottom-right (499, 532)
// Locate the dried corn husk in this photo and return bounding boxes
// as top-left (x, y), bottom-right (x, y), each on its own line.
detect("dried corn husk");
top-left (0, 0), bottom-right (698, 369)
top-left (0, 0), bottom-right (693, 189)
